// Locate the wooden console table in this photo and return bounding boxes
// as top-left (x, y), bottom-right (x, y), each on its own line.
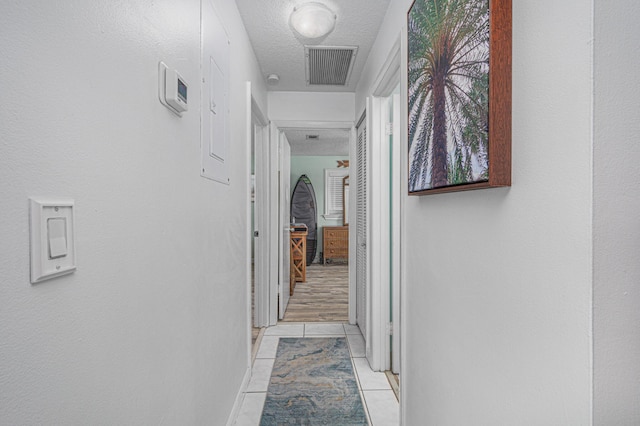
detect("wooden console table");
top-left (323, 226), bottom-right (348, 264)
top-left (290, 225), bottom-right (308, 294)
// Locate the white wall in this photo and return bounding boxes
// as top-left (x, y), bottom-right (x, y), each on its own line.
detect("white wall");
top-left (593, 0), bottom-right (640, 423)
top-left (355, 0), bottom-right (402, 117)
top-left (268, 91), bottom-right (355, 122)
top-left (0, 0), bottom-right (266, 424)
top-left (358, 0), bottom-right (594, 424)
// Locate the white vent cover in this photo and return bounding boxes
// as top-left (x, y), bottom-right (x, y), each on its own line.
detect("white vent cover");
top-left (305, 45), bottom-right (358, 86)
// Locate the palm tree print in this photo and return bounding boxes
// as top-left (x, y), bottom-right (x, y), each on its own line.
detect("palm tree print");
top-left (408, 0), bottom-right (490, 191)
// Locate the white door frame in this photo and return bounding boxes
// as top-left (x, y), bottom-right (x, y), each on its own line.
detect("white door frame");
top-left (244, 81), bottom-right (275, 330)
top-left (366, 96), bottom-right (385, 370)
top-left (348, 124), bottom-right (358, 325)
top-left (251, 95), bottom-right (270, 328)
top-left (277, 132), bottom-right (292, 319)
top-left (269, 120), bottom-right (355, 324)
top-left (363, 37), bottom-right (402, 373)
top-left (399, 29), bottom-right (409, 423)
top-left (268, 123), bottom-right (280, 325)
top-left (245, 83), bottom-right (253, 374)
top-left (245, 81), bottom-right (273, 396)
top-left (391, 92), bottom-right (401, 375)
top-left (372, 92), bottom-right (402, 373)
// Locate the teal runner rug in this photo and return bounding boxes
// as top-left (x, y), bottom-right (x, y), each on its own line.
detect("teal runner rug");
top-left (260, 337), bottom-right (368, 425)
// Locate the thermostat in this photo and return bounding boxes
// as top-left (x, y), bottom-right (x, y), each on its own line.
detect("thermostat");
top-left (158, 62), bottom-right (188, 116)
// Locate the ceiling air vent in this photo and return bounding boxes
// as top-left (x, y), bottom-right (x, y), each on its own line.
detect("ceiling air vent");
top-left (306, 134), bottom-right (320, 140)
top-left (305, 46), bottom-right (358, 86)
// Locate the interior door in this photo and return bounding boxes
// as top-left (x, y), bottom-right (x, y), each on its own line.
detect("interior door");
top-left (253, 122), bottom-right (268, 327)
top-left (278, 132), bottom-right (291, 319)
top-left (247, 83), bottom-right (270, 328)
top-left (356, 115), bottom-right (368, 340)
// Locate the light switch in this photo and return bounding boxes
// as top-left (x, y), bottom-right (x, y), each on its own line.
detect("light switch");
top-left (29, 198), bottom-right (76, 283)
top-left (47, 217), bottom-right (67, 259)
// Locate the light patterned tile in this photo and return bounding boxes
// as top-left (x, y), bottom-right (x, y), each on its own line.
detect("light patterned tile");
top-left (344, 324), bottom-right (362, 335)
top-left (347, 332), bottom-right (366, 358)
top-left (303, 334), bottom-right (347, 338)
top-left (359, 388), bottom-right (373, 426)
top-left (256, 336), bottom-right (279, 359)
top-left (362, 390), bottom-right (399, 426)
top-left (305, 323), bottom-right (346, 336)
top-left (352, 357), bottom-right (391, 390)
top-left (247, 358), bottom-right (275, 392)
top-left (234, 392), bottom-right (266, 426)
top-left (264, 324), bottom-right (304, 336)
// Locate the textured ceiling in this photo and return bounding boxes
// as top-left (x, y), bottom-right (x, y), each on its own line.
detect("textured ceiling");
top-left (284, 128), bottom-right (350, 156)
top-left (236, 0), bottom-right (391, 92)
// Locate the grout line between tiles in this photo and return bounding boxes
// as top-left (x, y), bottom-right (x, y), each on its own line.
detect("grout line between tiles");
top-left (358, 387), bottom-right (373, 425)
top-left (350, 347), bottom-right (373, 425)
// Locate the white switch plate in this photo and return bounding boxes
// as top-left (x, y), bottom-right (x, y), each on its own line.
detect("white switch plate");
top-left (29, 198), bottom-right (76, 283)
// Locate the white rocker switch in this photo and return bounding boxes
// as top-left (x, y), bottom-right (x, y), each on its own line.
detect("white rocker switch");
top-left (29, 198), bottom-right (76, 283)
top-left (47, 217), bottom-right (67, 259)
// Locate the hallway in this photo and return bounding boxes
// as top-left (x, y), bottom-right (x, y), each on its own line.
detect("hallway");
top-left (2, 0), bottom-right (638, 424)
top-left (236, 323), bottom-right (399, 425)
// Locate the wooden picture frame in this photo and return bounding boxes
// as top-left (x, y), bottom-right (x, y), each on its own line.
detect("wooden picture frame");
top-left (407, 0), bottom-right (511, 195)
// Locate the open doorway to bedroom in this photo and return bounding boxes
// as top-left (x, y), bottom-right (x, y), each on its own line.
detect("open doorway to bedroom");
top-left (280, 125), bottom-right (352, 323)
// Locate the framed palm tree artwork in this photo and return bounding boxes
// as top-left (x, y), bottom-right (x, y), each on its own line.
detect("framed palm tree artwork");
top-left (408, 0), bottom-right (511, 195)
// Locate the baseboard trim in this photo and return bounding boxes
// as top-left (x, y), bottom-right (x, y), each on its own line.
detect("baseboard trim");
top-left (226, 365), bottom-right (251, 426)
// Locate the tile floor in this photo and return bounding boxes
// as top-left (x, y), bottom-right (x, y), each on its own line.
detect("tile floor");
top-left (234, 322), bottom-right (400, 426)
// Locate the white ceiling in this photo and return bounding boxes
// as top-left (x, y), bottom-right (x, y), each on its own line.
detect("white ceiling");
top-left (283, 128), bottom-right (350, 156)
top-left (235, 0), bottom-right (391, 93)
top-left (237, 0), bottom-right (389, 156)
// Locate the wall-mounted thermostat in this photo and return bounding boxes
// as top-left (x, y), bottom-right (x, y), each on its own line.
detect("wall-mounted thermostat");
top-left (158, 62), bottom-right (188, 116)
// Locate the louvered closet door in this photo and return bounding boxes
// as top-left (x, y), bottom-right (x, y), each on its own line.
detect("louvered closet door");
top-left (356, 119), bottom-right (367, 338)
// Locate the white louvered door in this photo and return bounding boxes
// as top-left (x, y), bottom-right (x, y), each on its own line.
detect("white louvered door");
top-left (356, 117), bottom-right (368, 339)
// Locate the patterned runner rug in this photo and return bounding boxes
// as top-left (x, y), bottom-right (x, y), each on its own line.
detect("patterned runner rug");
top-left (260, 337), bottom-right (368, 425)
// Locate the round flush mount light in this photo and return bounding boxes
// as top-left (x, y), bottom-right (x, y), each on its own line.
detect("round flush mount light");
top-left (267, 74), bottom-right (280, 85)
top-left (290, 2), bottom-right (337, 39)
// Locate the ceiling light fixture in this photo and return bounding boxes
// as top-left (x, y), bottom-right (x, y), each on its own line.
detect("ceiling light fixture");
top-left (266, 74), bottom-right (280, 85)
top-left (290, 2), bottom-right (336, 39)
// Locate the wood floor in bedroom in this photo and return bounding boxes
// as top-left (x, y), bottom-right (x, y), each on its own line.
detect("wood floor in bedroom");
top-left (283, 262), bottom-right (349, 322)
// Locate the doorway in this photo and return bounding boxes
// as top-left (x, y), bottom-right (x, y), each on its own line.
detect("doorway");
top-left (258, 121), bottom-right (355, 325)
top-left (353, 39), bottom-right (402, 383)
top-left (285, 143), bottom-right (351, 322)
